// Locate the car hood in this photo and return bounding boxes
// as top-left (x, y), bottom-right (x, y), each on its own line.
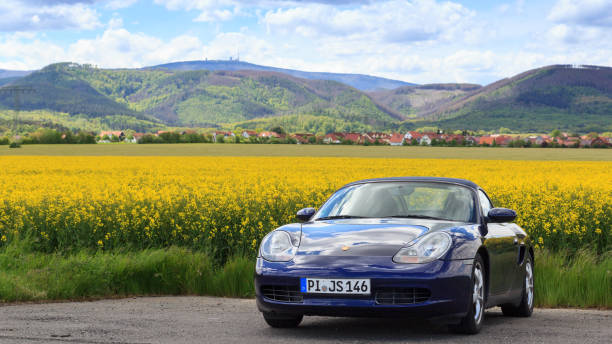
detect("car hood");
top-left (298, 218), bottom-right (465, 256)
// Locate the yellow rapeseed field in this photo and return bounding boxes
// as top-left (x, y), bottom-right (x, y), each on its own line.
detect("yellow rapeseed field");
top-left (0, 156), bottom-right (609, 261)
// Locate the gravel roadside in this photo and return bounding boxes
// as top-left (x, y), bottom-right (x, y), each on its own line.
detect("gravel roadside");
top-left (0, 296), bottom-right (609, 344)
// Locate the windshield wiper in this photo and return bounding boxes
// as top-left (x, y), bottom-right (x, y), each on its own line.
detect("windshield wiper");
top-left (385, 214), bottom-right (449, 221)
top-left (315, 215), bottom-right (369, 221)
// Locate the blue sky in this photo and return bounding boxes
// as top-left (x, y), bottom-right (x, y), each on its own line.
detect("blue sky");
top-left (0, 0), bottom-right (611, 85)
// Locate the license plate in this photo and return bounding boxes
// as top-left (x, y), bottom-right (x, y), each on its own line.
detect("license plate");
top-left (300, 278), bottom-right (371, 295)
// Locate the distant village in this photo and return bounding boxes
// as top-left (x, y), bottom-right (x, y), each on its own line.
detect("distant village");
top-left (98, 130), bottom-right (612, 148)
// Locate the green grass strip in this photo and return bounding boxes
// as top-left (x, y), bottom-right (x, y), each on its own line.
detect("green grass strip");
top-left (0, 246), bottom-right (254, 302)
top-left (0, 246), bottom-right (609, 308)
top-left (534, 249), bottom-right (611, 308)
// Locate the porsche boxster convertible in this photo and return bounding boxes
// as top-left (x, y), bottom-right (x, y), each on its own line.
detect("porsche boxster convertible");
top-left (255, 177), bottom-right (534, 334)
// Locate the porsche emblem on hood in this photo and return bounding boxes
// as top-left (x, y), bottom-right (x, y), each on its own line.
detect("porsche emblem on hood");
top-left (342, 245), bottom-right (350, 251)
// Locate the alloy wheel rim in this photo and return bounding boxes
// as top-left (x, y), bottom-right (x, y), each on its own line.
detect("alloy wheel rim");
top-left (473, 263), bottom-right (484, 324)
top-left (526, 261), bottom-right (534, 309)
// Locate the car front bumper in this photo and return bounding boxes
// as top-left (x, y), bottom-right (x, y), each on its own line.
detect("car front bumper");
top-left (255, 255), bottom-right (474, 321)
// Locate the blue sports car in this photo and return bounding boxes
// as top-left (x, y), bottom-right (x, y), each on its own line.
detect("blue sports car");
top-left (255, 177), bottom-right (534, 334)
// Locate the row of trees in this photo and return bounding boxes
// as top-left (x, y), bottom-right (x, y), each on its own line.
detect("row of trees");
top-left (138, 132), bottom-right (302, 144)
top-left (1, 128), bottom-right (97, 145)
top-left (139, 132), bottom-right (211, 144)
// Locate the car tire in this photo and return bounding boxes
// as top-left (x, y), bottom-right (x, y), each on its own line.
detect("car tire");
top-left (501, 255), bottom-right (534, 317)
top-left (262, 312), bottom-right (303, 328)
top-left (451, 254), bottom-right (485, 334)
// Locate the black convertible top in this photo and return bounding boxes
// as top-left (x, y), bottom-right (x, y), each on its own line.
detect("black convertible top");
top-left (342, 177), bottom-right (481, 190)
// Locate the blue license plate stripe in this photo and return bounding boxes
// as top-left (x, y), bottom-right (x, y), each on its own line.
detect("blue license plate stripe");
top-left (300, 277), bottom-right (307, 292)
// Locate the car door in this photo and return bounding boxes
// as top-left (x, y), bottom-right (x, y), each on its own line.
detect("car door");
top-left (478, 189), bottom-right (517, 295)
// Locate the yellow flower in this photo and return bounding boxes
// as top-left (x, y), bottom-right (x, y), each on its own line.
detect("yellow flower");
top-left (0, 156), bottom-right (608, 255)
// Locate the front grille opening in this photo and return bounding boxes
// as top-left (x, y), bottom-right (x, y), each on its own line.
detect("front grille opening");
top-left (261, 285), bottom-right (303, 303)
top-left (375, 287), bottom-right (431, 305)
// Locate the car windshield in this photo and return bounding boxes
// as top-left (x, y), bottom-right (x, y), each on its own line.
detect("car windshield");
top-left (314, 182), bottom-right (476, 223)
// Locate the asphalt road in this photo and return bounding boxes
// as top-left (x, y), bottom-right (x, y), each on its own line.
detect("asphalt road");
top-left (0, 296), bottom-right (609, 344)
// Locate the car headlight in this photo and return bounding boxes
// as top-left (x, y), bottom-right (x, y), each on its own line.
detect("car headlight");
top-left (260, 231), bottom-right (298, 262)
top-left (393, 232), bottom-right (452, 264)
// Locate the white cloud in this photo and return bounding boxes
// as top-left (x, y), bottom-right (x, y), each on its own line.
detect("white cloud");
top-left (197, 32), bottom-right (272, 63)
top-left (354, 48), bottom-right (612, 84)
top-left (154, 0), bottom-right (242, 21)
top-left (63, 28), bottom-right (274, 69)
top-left (2, 24), bottom-right (612, 85)
top-left (1, 0), bottom-right (611, 86)
top-left (0, 0), bottom-right (101, 31)
top-left (263, 0), bottom-right (476, 44)
top-left (106, 0), bottom-right (139, 10)
top-left (154, 0), bottom-right (222, 11)
top-left (67, 28), bottom-right (204, 68)
top-left (0, 34), bottom-right (68, 70)
top-left (0, 22), bottom-right (277, 71)
top-left (548, 0), bottom-right (612, 27)
top-left (194, 7), bottom-right (240, 22)
top-left (108, 17), bottom-right (123, 29)
top-left (153, 0), bottom-right (378, 23)
top-left (546, 24), bottom-right (607, 45)
top-left (0, 20), bottom-right (204, 70)
top-left (546, 0), bottom-right (612, 46)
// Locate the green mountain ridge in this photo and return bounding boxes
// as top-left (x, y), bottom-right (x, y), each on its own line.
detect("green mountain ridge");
top-left (0, 63), bottom-right (398, 132)
top-left (0, 63), bottom-right (611, 134)
top-left (127, 69), bottom-right (400, 127)
top-left (146, 60), bottom-right (415, 91)
top-left (369, 83), bottom-right (482, 119)
top-left (418, 65), bottom-right (612, 131)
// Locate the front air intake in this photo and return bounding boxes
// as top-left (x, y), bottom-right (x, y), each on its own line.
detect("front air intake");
top-left (375, 287), bottom-right (431, 305)
top-left (261, 285), bottom-right (303, 303)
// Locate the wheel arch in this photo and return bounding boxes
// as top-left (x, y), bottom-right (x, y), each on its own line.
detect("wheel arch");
top-left (477, 246), bottom-right (490, 300)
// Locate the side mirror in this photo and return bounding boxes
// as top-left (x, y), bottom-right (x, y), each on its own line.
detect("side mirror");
top-left (487, 208), bottom-right (517, 223)
top-left (296, 208), bottom-right (316, 222)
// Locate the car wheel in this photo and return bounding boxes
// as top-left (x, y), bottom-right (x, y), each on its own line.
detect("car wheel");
top-left (262, 312), bottom-right (303, 328)
top-left (452, 254), bottom-right (485, 334)
top-left (501, 256), bottom-right (534, 317)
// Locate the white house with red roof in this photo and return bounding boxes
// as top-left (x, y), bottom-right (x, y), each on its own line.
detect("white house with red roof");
top-left (323, 133), bottom-right (342, 144)
top-left (388, 133), bottom-right (405, 146)
top-left (241, 130), bottom-right (258, 138)
top-left (99, 131), bottom-right (125, 139)
top-left (212, 131), bottom-right (235, 141)
top-left (342, 133), bottom-right (364, 144)
top-left (362, 132), bottom-right (390, 144)
top-left (258, 131), bottom-right (282, 138)
top-left (291, 133), bottom-right (315, 144)
top-left (419, 134), bottom-right (433, 145)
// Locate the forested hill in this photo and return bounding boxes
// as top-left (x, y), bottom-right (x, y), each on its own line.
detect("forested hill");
top-left (0, 63), bottom-right (400, 132)
top-left (1, 63), bottom-right (611, 133)
top-left (1, 64), bottom-right (140, 118)
top-left (0, 69), bottom-right (32, 87)
top-left (146, 60), bottom-right (415, 91)
top-left (368, 83), bottom-right (482, 119)
top-left (415, 65), bottom-right (612, 132)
